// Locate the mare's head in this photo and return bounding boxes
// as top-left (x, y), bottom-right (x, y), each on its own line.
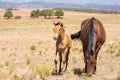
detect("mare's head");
top-left (53, 21), bottom-right (64, 40)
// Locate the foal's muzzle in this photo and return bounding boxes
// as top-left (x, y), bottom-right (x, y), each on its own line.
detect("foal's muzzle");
top-left (53, 35), bottom-right (58, 40)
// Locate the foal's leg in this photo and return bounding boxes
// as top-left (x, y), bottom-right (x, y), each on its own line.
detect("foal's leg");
top-left (58, 51), bottom-right (62, 74)
top-left (54, 50), bottom-right (58, 73)
top-left (66, 48), bottom-right (70, 71)
top-left (63, 47), bottom-right (70, 72)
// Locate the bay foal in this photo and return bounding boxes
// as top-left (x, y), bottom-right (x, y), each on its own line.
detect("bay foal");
top-left (53, 22), bottom-right (72, 74)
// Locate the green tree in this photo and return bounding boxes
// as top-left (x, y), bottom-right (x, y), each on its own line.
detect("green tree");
top-left (4, 10), bottom-right (13, 19)
top-left (41, 9), bottom-right (54, 19)
top-left (41, 10), bottom-right (47, 19)
top-left (55, 10), bottom-right (64, 18)
top-left (47, 9), bottom-right (54, 19)
top-left (31, 9), bottom-right (40, 18)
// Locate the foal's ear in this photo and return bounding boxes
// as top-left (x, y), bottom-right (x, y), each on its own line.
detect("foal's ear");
top-left (60, 23), bottom-right (63, 28)
top-left (58, 21), bottom-right (63, 28)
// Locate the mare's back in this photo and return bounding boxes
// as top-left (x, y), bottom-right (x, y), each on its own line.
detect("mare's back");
top-left (93, 19), bottom-right (106, 42)
top-left (80, 18), bottom-right (106, 43)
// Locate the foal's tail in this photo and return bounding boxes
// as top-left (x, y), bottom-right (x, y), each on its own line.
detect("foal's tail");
top-left (86, 17), bottom-right (96, 58)
top-left (71, 31), bottom-right (81, 40)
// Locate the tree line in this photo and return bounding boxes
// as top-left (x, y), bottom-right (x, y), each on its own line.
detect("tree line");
top-left (4, 8), bottom-right (120, 19)
top-left (54, 8), bottom-right (120, 14)
top-left (3, 8), bottom-right (64, 19)
top-left (31, 9), bottom-right (64, 19)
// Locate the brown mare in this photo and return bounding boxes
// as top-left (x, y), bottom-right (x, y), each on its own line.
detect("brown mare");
top-left (53, 22), bottom-right (72, 74)
top-left (71, 17), bottom-right (106, 76)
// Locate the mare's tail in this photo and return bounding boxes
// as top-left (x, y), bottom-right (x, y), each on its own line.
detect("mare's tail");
top-left (86, 17), bottom-right (96, 58)
top-left (71, 31), bottom-right (81, 40)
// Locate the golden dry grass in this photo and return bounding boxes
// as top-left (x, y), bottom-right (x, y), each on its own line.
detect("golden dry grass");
top-left (0, 9), bottom-right (120, 80)
top-left (0, 9), bottom-right (120, 41)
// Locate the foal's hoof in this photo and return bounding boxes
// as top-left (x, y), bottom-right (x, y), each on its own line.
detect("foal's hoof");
top-left (51, 69), bottom-right (57, 75)
top-left (62, 69), bottom-right (67, 73)
top-left (88, 73), bottom-right (96, 77)
top-left (58, 71), bottom-right (64, 75)
top-left (92, 74), bottom-right (96, 77)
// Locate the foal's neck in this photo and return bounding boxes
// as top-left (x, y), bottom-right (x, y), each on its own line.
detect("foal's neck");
top-left (59, 28), bottom-right (65, 40)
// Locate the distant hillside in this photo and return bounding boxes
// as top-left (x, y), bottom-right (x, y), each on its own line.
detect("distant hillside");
top-left (17, 1), bottom-right (81, 8)
top-left (1, 0), bottom-right (120, 5)
top-left (81, 3), bottom-right (120, 11)
top-left (0, 2), bottom-right (17, 8)
top-left (0, 1), bottom-right (120, 11)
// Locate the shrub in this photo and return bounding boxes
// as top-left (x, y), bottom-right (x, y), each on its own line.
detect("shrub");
top-left (81, 72), bottom-right (88, 78)
top-left (37, 64), bottom-right (52, 80)
top-left (2, 47), bottom-right (7, 51)
top-left (14, 16), bottom-right (21, 19)
top-left (5, 61), bottom-right (9, 66)
top-left (118, 67), bottom-right (120, 76)
top-left (9, 66), bottom-right (14, 74)
top-left (4, 10), bottom-right (13, 19)
top-left (30, 45), bottom-right (36, 50)
top-left (116, 48), bottom-right (120, 57)
top-left (72, 56), bottom-right (77, 64)
top-left (72, 47), bottom-right (79, 52)
top-left (26, 57), bottom-right (31, 65)
top-left (103, 77), bottom-right (109, 80)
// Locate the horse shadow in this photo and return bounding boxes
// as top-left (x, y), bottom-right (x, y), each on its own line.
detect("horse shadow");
top-left (72, 68), bottom-right (83, 76)
top-left (51, 69), bottom-right (64, 76)
top-left (51, 68), bottom-right (84, 76)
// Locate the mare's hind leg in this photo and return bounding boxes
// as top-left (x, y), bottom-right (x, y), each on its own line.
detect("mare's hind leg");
top-left (83, 46), bottom-right (87, 73)
top-left (63, 48), bottom-right (70, 72)
top-left (54, 50), bottom-right (58, 73)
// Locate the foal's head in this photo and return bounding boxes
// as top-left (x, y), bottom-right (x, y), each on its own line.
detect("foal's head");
top-left (53, 21), bottom-right (64, 40)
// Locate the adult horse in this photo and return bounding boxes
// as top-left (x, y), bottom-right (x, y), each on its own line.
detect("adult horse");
top-left (71, 17), bottom-right (106, 76)
top-left (53, 21), bottom-right (72, 74)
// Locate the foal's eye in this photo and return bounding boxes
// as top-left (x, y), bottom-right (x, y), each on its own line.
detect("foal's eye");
top-left (59, 29), bottom-right (61, 31)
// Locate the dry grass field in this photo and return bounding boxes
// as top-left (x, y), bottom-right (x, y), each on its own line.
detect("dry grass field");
top-left (0, 9), bottom-right (120, 80)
